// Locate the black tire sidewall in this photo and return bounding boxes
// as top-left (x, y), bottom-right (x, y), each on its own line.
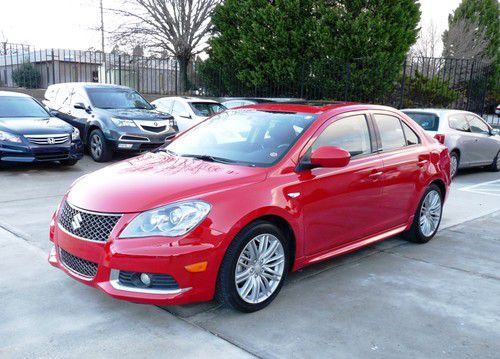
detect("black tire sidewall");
top-left (217, 221), bottom-right (290, 312)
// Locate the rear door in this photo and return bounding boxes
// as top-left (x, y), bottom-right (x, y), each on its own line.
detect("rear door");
top-left (300, 112), bottom-right (385, 255)
top-left (372, 112), bottom-right (429, 229)
top-left (466, 114), bottom-right (499, 164)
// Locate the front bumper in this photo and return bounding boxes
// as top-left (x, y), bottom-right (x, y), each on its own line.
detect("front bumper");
top-left (104, 126), bottom-right (178, 152)
top-left (0, 140), bottom-right (83, 163)
top-left (48, 211), bottom-right (226, 305)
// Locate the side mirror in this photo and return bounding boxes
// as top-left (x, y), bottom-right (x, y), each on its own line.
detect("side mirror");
top-left (490, 128), bottom-right (499, 136)
top-left (74, 102), bottom-right (87, 110)
top-left (310, 146), bottom-right (351, 168)
top-left (151, 103), bottom-right (157, 109)
top-left (49, 110), bottom-right (59, 117)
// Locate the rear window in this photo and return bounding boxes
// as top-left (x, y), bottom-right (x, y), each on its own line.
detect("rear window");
top-left (403, 112), bottom-right (439, 131)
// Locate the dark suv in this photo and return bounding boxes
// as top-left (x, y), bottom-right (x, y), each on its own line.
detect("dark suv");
top-left (44, 83), bottom-right (178, 162)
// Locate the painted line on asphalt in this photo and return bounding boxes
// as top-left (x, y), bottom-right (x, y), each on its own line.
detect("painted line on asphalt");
top-left (458, 179), bottom-right (500, 197)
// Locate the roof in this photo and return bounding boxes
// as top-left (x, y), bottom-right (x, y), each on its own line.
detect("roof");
top-left (49, 82), bottom-right (133, 90)
top-left (401, 108), bottom-right (475, 118)
top-left (153, 96), bottom-right (220, 103)
top-left (0, 91), bottom-right (32, 98)
top-left (239, 102), bottom-right (394, 115)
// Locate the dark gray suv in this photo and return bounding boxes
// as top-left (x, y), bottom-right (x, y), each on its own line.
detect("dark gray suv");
top-left (44, 83), bottom-right (178, 162)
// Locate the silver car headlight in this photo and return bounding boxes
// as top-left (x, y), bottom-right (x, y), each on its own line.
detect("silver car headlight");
top-left (0, 130), bottom-right (22, 143)
top-left (111, 117), bottom-right (137, 127)
top-left (120, 200), bottom-right (211, 238)
top-left (71, 127), bottom-right (80, 141)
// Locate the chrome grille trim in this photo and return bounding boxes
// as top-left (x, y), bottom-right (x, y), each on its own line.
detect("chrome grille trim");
top-left (135, 119), bottom-right (172, 134)
top-left (59, 247), bottom-right (98, 279)
top-left (58, 201), bottom-right (122, 242)
top-left (25, 134), bottom-right (69, 145)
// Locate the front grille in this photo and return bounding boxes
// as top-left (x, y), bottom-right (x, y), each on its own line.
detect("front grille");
top-left (58, 201), bottom-right (121, 242)
top-left (118, 271), bottom-right (179, 290)
top-left (25, 134), bottom-right (69, 145)
top-left (60, 248), bottom-right (98, 278)
top-left (140, 125), bottom-right (167, 133)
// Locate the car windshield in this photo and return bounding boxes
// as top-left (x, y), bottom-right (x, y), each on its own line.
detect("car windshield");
top-left (404, 112), bottom-right (439, 131)
top-left (87, 88), bottom-right (152, 110)
top-left (165, 109), bottom-right (316, 167)
top-left (189, 102), bottom-right (226, 117)
top-left (0, 96), bottom-right (49, 118)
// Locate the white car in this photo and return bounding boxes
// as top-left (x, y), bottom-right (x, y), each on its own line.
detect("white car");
top-left (152, 96), bottom-right (226, 132)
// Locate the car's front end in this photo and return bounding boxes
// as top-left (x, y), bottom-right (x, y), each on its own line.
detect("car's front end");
top-left (0, 119), bottom-right (83, 164)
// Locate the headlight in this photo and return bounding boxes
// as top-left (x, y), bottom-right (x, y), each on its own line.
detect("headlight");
top-left (71, 128), bottom-right (80, 141)
top-left (0, 130), bottom-right (22, 143)
top-left (120, 200), bottom-right (211, 238)
top-left (111, 118), bottom-right (137, 127)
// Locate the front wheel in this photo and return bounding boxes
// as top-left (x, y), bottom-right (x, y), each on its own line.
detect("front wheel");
top-left (89, 129), bottom-right (113, 162)
top-left (216, 221), bottom-right (289, 312)
top-left (403, 184), bottom-right (443, 244)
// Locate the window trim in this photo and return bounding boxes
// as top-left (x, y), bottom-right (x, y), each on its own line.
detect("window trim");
top-left (371, 112), bottom-right (422, 154)
top-left (448, 113), bottom-right (471, 133)
top-left (466, 114), bottom-right (492, 135)
top-left (297, 111), bottom-right (378, 165)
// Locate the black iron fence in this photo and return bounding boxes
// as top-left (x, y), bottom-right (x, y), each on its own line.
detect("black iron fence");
top-left (0, 42), bottom-right (494, 115)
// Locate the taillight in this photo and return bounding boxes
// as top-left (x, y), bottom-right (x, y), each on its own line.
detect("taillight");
top-left (434, 134), bottom-right (445, 144)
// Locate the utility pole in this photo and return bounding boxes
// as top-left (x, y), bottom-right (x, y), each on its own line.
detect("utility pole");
top-left (100, 0), bottom-right (105, 54)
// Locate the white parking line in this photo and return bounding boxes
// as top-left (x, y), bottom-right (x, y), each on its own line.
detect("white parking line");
top-left (459, 179), bottom-right (500, 197)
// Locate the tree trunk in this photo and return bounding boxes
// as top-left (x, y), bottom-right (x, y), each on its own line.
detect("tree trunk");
top-left (177, 56), bottom-right (190, 94)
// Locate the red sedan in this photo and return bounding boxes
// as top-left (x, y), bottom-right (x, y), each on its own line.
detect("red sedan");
top-left (49, 103), bottom-right (451, 312)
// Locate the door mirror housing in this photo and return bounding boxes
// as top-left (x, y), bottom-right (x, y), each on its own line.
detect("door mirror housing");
top-left (49, 110), bottom-right (59, 117)
top-left (179, 112), bottom-right (191, 119)
top-left (310, 146), bottom-right (351, 168)
top-left (74, 102), bottom-right (86, 110)
top-left (490, 128), bottom-right (499, 136)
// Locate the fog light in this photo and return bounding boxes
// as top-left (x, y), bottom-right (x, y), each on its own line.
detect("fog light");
top-left (140, 273), bottom-right (152, 287)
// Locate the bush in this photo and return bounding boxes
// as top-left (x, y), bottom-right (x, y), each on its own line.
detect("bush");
top-left (403, 71), bottom-right (461, 108)
top-left (12, 63), bottom-right (42, 88)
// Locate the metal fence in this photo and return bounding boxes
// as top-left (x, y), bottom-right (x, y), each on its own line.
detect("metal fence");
top-left (0, 42), bottom-right (494, 115)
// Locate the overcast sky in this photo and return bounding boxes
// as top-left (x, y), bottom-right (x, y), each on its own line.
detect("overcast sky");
top-left (0, 0), bottom-right (462, 54)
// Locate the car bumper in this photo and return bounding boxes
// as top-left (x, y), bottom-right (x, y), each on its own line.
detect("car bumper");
top-left (104, 127), bottom-right (178, 152)
top-left (0, 141), bottom-right (84, 163)
top-left (48, 211), bottom-right (225, 306)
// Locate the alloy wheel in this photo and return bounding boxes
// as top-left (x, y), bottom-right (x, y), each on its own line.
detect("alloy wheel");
top-left (235, 233), bottom-right (285, 304)
top-left (90, 134), bottom-right (102, 159)
top-left (419, 190), bottom-right (442, 237)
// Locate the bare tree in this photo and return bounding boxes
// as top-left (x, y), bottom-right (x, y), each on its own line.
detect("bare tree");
top-left (110, 0), bottom-right (221, 91)
top-left (411, 21), bottom-right (440, 58)
top-left (443, 18), bottom-right (490, 61)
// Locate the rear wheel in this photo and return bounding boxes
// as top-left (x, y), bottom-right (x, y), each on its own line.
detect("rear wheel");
top-left (450, 151), bottom-right (459, 178)
top-left (489, 151), bottom-right (500, 172)
top-left (89, 129), bottom-right (113, 162)
top-left (403, 184), bottom-right (443, 244)
top-left (216, 221), bottom-right (289, 312)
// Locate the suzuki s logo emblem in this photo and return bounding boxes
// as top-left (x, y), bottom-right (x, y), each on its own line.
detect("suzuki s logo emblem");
top-left (47, 137), bottom-right (55, 144)
top-left (71, 213), bottom-right (83, 230)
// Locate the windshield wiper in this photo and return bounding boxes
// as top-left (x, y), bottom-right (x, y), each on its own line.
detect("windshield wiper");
top-left (180, 153), bottom-right (238, 164)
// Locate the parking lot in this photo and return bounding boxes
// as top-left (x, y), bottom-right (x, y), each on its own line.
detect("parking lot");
top-left (1, 156), bottom-right (500, 358)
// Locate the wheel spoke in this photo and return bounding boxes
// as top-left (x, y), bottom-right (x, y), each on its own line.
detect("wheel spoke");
top-left (236, 268), bottom-right (252, 284)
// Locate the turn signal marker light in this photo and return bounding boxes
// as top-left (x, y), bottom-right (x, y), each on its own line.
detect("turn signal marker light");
top-left (185, 261), bottom-right (208, 273)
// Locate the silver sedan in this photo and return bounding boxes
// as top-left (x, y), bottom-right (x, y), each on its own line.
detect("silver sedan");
top-left (402, 109), bottom-right (500, 178)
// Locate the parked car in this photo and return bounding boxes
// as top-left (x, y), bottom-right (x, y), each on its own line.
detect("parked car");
top-left (0, 91), bottom-right (83, 165)
top-left (44, 83), bottom-right (178, 162)
top-left (402, 109), bottom-right (500, 177)
top-left (151, 96), bottom-right (226, 132)
top-left (221, 98), bottom-right (276, 109)
top-left (49, 103), bottom-right (450, 312)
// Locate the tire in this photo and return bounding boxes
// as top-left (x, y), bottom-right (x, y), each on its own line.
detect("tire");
top-left (59, 159), bottom-right (78, 166)
top-left (489, 151), bottom-right (500, 172)
top-left (450, 151), bottom-right (459, 178)
top-left (216, 221), bottom-right (290, 312)
top-left (403, 184), bottom-right (443, 244)
top-left (88, 129), bottom-right (113, 162)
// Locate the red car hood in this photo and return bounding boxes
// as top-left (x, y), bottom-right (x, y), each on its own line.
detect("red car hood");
top-left (67, 152), bottom-right (267, 213)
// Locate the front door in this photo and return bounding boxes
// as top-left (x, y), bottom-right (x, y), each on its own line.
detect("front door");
top-left (299, 113), bottom-right (385, 256)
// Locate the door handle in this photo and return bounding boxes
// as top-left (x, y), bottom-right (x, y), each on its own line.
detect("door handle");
top-left (368, 171), bottom-right (383, 180)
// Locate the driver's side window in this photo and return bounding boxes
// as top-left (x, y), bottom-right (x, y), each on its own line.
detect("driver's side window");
top-left (311, 115), bottom-right (372, 157)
